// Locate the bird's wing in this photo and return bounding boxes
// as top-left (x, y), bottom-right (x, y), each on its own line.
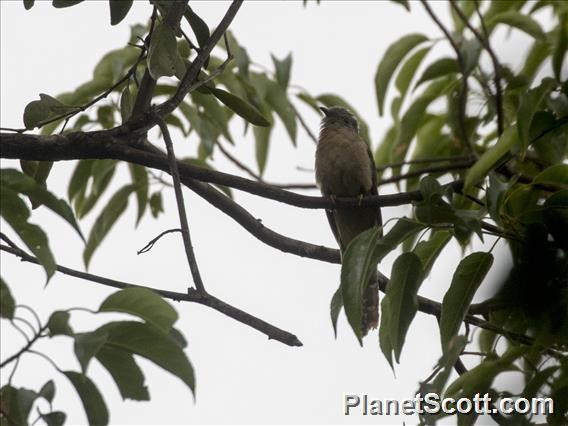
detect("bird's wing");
top-left (367, 144), bottom-right (383, 230)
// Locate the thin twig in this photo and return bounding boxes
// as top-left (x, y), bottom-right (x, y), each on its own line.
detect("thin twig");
top-left (0, 244), bottom-right (302, 347)
top-left (217, 139), bottom-right (262, 181)
top-left (138, 228), bottom-right (182, 254)
top-left (452, 0), bottom-right (504, 136)
top-left (376, 154), bottom-right (474, 172)
top-left (155, 115), bottom-right (206, 293)
top-left (292, 103), bottom-right (318, 144)
top-left (1, 323), bottom-right (47, 369)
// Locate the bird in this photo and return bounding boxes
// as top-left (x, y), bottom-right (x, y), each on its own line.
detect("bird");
top-left (315, 106), bottom-right (382, 336)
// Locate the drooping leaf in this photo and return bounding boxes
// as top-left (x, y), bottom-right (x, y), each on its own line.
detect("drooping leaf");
top-left (379, 295), bottom-right (394, 370)
top-left (414, 57), bottom-right (458, 88)
top-left (488, 10), bottom-right (546, 40)
top-left (120, 83), bottom-right (133, 123)
top-left (74, 330), bottom-right (109, 374)
top-left (83, 185), bottom-right (135, 268)
top-left (266, 81), bottom-right (297, 144)
top-left (96, 345), bottom-right (149, 401)
top-left (440, 252), bottom-right (494, 350)
top-left (99, 287), bottom-right (178, 332)
top-left (271, 53), bottom-right (293, 89)
top-left (395, 46), bottom-right (431, 101)
top-left (149, 191), bottom-right (164, 218)
top-left (99, 321), bottom-right (195, 394)
top-left (185, 5), bottom-right (210, 51)
top-left (0, 385), bottom-right (38, 426)
top-left (40, 411), bottom-right (66, 426)
top-left (0, 278), bottom-right (15, 319)
top-left (147, 22), bottom-right (184, 80)
top-left (253, 110), bottom-right (273, 175)
top-left (23, 93), bottom-right (73, 130)
top-left (464, 126), bottom-right (518, 191)
top-left (389, 0), bottom-right (409, 11)
top-left (1, 168), bottom-right (83, 240)
top-left (47, 311), bottom-right (73, 336)
top-left (384, 252), bottom-right (424, 362)
top-left (375, 33), bottom-right (429, 116)
top-left (23, 0), bottom-right (35, 10)
top-left (375, 126), bottom-right (398, 181)
top-left (64, 371), bottom-right (109, 426)
top-left (413, 230), bottom-right (452, 277)
top-left (330, 286), bottom-right (343, 338)
top-left (109, 0), bottom-right (133, 25)
top-left (38, 380), bottom-right (55, 404)
top-left (552, 11), bottom-right (567, 81)
top-left (52, 0), bottom-right (83, 8)
top-left (209, 87), bottom-right (270, 126)
top-left (128, 164), bottom-right (148, 226)
top-left (0, 187), bottom-right (56, 280)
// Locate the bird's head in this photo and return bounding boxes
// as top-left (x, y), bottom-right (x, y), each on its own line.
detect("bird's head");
top-left (320, 106), bottom-right (359, 133)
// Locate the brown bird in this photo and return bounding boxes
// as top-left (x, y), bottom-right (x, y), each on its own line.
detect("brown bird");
top-left (315, 106), bottom-right (382, 335)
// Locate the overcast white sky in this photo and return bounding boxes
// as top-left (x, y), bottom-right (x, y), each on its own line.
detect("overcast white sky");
top-left (0, 1), bottom-right (555, 425)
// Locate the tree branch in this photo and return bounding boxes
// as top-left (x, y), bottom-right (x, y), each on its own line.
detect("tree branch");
top-left (0, 244), bottom-right (302, 347)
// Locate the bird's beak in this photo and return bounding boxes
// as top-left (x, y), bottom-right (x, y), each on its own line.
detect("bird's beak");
top-left (319, 106), bottom-right (330, 116)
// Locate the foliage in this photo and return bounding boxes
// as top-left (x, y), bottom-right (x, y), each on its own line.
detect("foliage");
top-left (1, 0), bottom-right (567, 424)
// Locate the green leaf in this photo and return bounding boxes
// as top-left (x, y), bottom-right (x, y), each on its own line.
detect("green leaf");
top-left (68, 160), bottom-right (94, 202)
top-left (185, 5), bottom-right (210, 50)
top-left (330, 286), bottom-right (343, 338)
top-left (0, 278), bottom-right (15, 319)
top-left (147, 23), bottom-right (184, 80)
top-left (378, 296), bottom-right (394, 370)
top-left (149, 191), bottom-right (164, 218)
top-left (464, 126), bottom-right (518, 191)
top-left (488, 10), bottom-right (546, 40)
top-left (47, 311), bottom-right (73, 336)
top-left (375, 126), bottom-right (398, 180)
top-left (271, 53), bottom-right (293, 89)
top-left (375, 33), bottom-right (429, 116)
top-left (38, 380), bottom-right (55, 404)
top-left (209, 87), bottom-right (270, 126)
top-left (389, 0), bottom-right (409, 11)
top-left (440, 252), bottom-right (493, 350)
top-left (190, 91), bottom-right (231, 141)
top-left (109, 0), bottom-right (132, 25)
top-left (0, 385), bottom-right (37, 426)
top-left (74, 330), bottom-right (108, 374)
top-left (415, 57), bottom-right (458, 88)
top-left (341, 227), bottom-right (383, 345)
top-left (76, 160), bottom-right (117, 219)
top-left (384, 252), bottom-right (424, 362)
top-left (128, 164), bottom-right (148, 226)
top-left (23, 0), bottom-right (35, 9)
top-left (461, 38), bottom-right (482, 76)
top-left (552, 11), bottom-right (567, 81)
top-left (517, 78), bottom-right (557, 156)
top-left (266, 81), bottom-right (297, 144)
top-left (64, 371), bottom-right (109, 426)
top-left (119, 83), bottom-right (133, 123)
top-left (100, 321), bottom-right (195, 394)
top-left (1, 168), bottom-right (84, 240)
top-left (23, 93), bottom-right (72, 130)
top-left (394, 46), bottom-right (431, 101)
top-left (97, 105), bottom-right (115, 129)
top-left (40, 411), bottom-right (66, 426)
top-left (83, 185), bottom-right (135, 268)
top-left (0, 187), bottom-right (56, 280)
top-left (521, 39), bottom-right (551, 83)
top-left (99, 287), bottom-right (178, 332)
top-left (96, 345), bottom-right (149, 401)
top-left (253, 110), bottom-right (273, 175)
top-left (52, 0), bottom-right (83, 8)
top-left (413, 230), bottom-right (452, 277)
top-left (296, 91), bottom-right (321, 114)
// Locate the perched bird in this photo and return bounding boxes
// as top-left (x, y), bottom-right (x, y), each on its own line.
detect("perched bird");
top-left (315, 106), bottom-right (382, 335)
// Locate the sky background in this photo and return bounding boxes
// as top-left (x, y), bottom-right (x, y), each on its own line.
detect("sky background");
top-left (0, 1), bottom-right (555, 424)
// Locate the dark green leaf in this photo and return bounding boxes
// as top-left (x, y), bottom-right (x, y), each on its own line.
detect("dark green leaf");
top-left (47, 311), bottom-right (73, 336)
top-left (521, 39), bottom-right (551, 83)
top-left (389, 0), bottom-right (409, 11)
top-left (99, 287), bottom-right (178, 332)
top-left (395, 46), bottom-right (431, 100)
top-left (379, 296), bottom-right (394, 370)
top-left (100, 321), bottom-right (195, 394)
top-left (341, 227), bottom-right (383, 345)
top-left (488, 10), bottom-right (546, 40)
top-left (76, 160), bottom-right (117, 219)
top-left (119, 83), bottom-right (133, 123)
top-left (415, 57), bottom-right (458, 88)
top-left (74, 330), bottom-right (108, 374)
top-left (384, 252), bottom-right (424, 362)
top-left (64, 371), bottom-right (109, 426)
top-left (461, 38), bottom-right (482, 75)
top-left (147, 23), bottom-right (184, 79)
top-left (517, 78), bottom-right (556, 155)
top-left (38, 380), bottom-right (55, 404)
top-left (97, 105), bottom-right (115, 129)
top-left (375, 33), bottom-right (429, 116)
top-left (552, 11), bottom-right (567, 81)
top-left (266, 81), bottom-right (297, 144)
top-left (330, 286), bottom-right (343, 338)
top-left (209, 87), bottom-right (270, 127)
top-left (41, 411), bottom-right (66, 426)
top-left (0, 187), bottom-right (56, 280)
top-left (23, 93), bottom-right (72, 130)
top-left (128, 164), bottom-right (148, 226)
top-left (271, 53), bottom-right (293, 89)
top-left (96, 345), bottom-right (149, 401)
top-left (253, 110), bottom-right (273, 175)
top-left (464, 126), bottom-right (517, 191)
top-left (440, 252), bottom-right (493, 350)
top-left (413, 230), bottom-right (452, 277)
top-left (296, 92), bottom-right (321, 114)
top-left (109, 0), bottom-right (132, 25)
top-left (0, 385), bottom-right (37, 426)
top-left (68, 160), bottom-right (94, 203)
top-left (0, 278), bottom-right (15, 319)
top-left (52, 0), bottom-right (83, 8)
top-left (185, 5), bottom-right (210, 50)
top-left (149, 191), bottom-right (164, 218)
top-left (375, 126), bottom-right (398, 180)
top-left (23, 0), bottom-right (35, 9)
top-left (1, 168), bottom-right (84, 240)
top-left (84, 185), bottom-right (135, 268)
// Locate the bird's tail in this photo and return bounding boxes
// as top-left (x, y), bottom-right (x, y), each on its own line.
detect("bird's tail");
top-left (362, 270), bottom-right (379, 335)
